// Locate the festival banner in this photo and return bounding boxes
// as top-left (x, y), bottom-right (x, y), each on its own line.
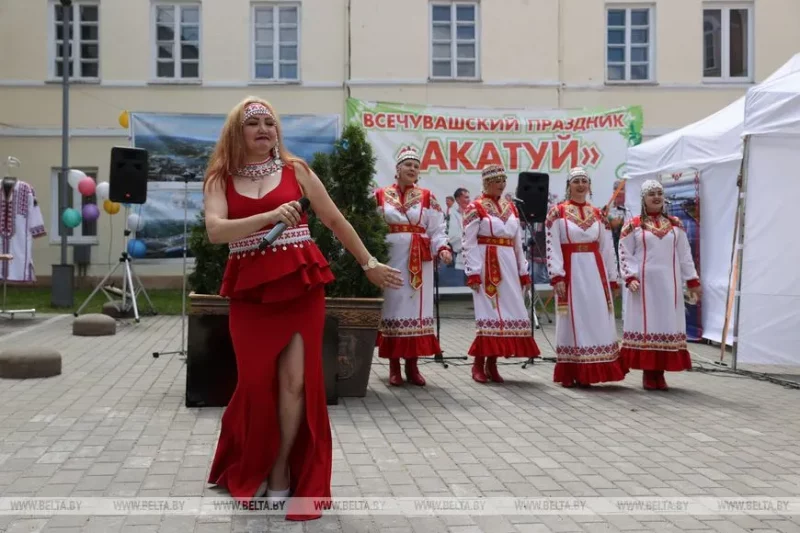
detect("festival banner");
top-left (129, 112), bottom-right (340, 260)
top-left (345, 98), bottom-right (644, 288)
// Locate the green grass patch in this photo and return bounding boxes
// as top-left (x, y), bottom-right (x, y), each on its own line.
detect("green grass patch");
top-left (2, 287), bottom-right (186, 315)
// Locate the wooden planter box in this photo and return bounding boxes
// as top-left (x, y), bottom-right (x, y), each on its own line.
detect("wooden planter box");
top-left (185, 293), bottom-right (382, 407)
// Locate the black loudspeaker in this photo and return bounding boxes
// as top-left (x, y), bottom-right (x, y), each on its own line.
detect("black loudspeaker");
top-left (516, 172), bottom-right (550, 223)
top-left (109, 146), bottom-right (149, 204)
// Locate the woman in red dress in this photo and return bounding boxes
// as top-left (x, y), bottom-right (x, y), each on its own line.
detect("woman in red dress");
top-left (204, 96), bottom-right (402, 520)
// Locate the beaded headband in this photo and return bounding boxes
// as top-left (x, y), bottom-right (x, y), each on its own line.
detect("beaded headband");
top-left (641, 179), bottom-right (663, 197)
top-left (481, 164), bottom-right (507, 182)
top-left (568, 166), bottom-right (590, 183)
top-left (396, 146), bottom-right (420, 165)
top-left (241, 102), bottom-right (274, 125)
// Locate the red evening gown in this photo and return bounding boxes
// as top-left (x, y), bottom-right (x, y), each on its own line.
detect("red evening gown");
top-left (207, 164), bottom-right (335, 521)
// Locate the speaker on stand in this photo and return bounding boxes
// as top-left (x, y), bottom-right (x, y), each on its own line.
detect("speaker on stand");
top-left (513, 172), bottom-right (553, 368)
top-left (75, 147), bottom-right (157, 322)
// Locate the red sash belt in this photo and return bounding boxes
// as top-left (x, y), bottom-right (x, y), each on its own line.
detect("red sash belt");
top-left (389, 224), bottom-right (431, 291)
top-left (477, 236), bottom-right (513, 301)
top-left (561, 241), bottom-right (612, 312)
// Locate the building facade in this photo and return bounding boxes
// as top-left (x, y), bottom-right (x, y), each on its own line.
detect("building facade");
top-left (0, 0), bottom-right (798, 283)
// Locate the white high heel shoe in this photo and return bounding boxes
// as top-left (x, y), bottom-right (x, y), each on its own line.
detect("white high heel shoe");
top-left (267, 486), bottom-right (291, 508)
top-left (254, 480), bottom-right (269, 499)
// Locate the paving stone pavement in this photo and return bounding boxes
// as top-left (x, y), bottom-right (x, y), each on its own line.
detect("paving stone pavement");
top-left (1, 312), bottom-right (800, 532)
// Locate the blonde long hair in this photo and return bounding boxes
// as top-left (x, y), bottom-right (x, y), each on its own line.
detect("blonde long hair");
top-left (203, 96), bottom-right (308, 192)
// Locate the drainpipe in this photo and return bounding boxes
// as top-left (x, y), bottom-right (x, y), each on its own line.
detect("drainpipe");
top-left (557, 0), bottom-right (564, 108)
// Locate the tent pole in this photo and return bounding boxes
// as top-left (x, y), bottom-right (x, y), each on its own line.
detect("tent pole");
top-left (720, 160), bottom-right (746, 360)
top-left (730, 135), bottom-right (751, 371)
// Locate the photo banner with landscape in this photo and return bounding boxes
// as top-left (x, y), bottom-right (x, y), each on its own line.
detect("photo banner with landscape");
top-left (129, 112), bottom-right (340, 260)
top-left (346, 98), bottom-right (644, 289)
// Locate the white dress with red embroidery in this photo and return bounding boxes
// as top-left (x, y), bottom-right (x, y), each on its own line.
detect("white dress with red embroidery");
top-left (618, 213), bottom-right (700, 371)
top-left (375, 184), bottom-right (449, 359)
top-left (1, 181), bottom-right (46, 282)
top-left (462, 195), bottom-right (541, 358)
top-left (545, 200), bottom-right (625, 384)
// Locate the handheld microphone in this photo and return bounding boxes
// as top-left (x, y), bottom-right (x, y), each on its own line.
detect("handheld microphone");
top-left (509, 195), bottom-right (525, 203)
top-left (258, 197), bottom-right (311, 250)
top-left (664, 199), bottom-right (673, 205)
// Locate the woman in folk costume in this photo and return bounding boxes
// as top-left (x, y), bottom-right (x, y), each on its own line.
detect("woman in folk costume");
top-left (375, 146), bottom-right (453, 386)
top-left (618, 179), bottom-right (702, 390)
top-left (545, 166), bottom-right (626, 387)
top-left (462, 164), bottom-right (541, 383)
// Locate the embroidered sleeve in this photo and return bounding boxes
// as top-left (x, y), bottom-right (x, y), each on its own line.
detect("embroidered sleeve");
top-left (676, 225), bottom-right (700, 286)
top-left (620, 220), bottom-right (636, 239)
top-left (28, 187), bottom-right (46, 238)
top-left (545, 206), bottom-right (566, 284)
top-left (462, 204), bottom-right (481, 226)
top-left (512, 209), bottom-right (530, 281)
top-left (545, 204), bottom-right (561, 230)
top-left (462, 203), bottom-right (482, 281)
top-left (618, 220), bottom-right (639, 285)
top-left (429, 194), bottom-right (443, 213)
top-left (599, 211), bottom-right (619, 284)
top-left (425, 192), bottom-right (450, 256)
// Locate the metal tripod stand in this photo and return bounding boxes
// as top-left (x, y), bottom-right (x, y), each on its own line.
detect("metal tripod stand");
top-left (432, 256), bottom-right (468, 368)
top-left (512, 200), bottom-right (552, 369)
top-left (74, 205), bottom-right (157, 323)
top-left (153, 172), bottom-right (192, 360)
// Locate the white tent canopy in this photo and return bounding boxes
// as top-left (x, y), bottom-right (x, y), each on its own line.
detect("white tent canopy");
top-left (625, 97), bottom-right (744, 179)
top-left (735, 68), bottom-right (800, 366)
top-left (622, 53), bottom-right (800, 346)
top-left (744, 69), bottom-right (800, 136)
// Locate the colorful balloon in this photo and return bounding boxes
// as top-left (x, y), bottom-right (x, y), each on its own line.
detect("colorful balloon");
top-left (127, 239), bottom-right (146, 258)
top-left (103, 200), bottom-right (121, 215)
top-left (95, 181), bottom-right (110, 201)
top-left (118, 110), bottom-right (129, 129)
top-left (82, 203), bottom-right (100, 222)
top-left (67, 169), bottom-right (87, 189)
top-left (77, 176), bottom-right (96, 196)
top-left (61, 208), bottom-right (82, 229)
top-left (127, 213), bottom-right (144, 231)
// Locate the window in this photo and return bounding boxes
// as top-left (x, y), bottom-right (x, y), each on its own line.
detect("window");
top-left (153, 3), bottom-right (201, 80)
top-left (606, 7), bottom-right (653, 82)
top-left (252, 4), bottom-right (300, 81)
top-left (430, 2), bottom-right (479, 80)
top-left (703, 5), bottom-right (752, 80)
top-left (50, 168), bottom-right (98, 244)
top-left (50, 1), bottom-right (99, 79)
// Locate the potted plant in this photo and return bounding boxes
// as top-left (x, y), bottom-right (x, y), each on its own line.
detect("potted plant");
top-left (309, 123), bottom-right (389, 397)
top-left (185, 212), bottom-right (238, 408)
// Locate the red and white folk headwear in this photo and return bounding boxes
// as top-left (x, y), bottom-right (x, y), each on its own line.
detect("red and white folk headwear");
top-left (241, 102), bottom-right (274, 125)
top-left (396, 145), bottom-right (420, 166)
top-left (567, 166), bottom-right (590, 183)
top-left (481, 164), bottom-right (507, 183)
top-left (565, 167), bottom-right (592, 200)
top-left (640, 179), bottom-right (666, 217)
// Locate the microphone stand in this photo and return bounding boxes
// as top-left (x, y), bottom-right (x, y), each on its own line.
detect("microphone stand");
top-left (432, 252), bottom-right (468, 368)
top-left (152, 171), bottom-right (192, 360)
top-left (511, 199), bottom-right (552, 369)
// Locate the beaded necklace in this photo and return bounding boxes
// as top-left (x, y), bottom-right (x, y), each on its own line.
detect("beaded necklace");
top-left (235, 157), bottom-right (284, 182)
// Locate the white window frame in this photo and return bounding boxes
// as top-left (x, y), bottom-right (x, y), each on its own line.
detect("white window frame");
top-left (702, 3), bottom-right (754, 83)
top-left (250, 3), bottom-right (302, 82)
top-left (429, 2), bottom-right (480, 81)
top-left (49, 168), bottom-right (99, 245)
top-left (150, 2), bottom-right (202, 82)
top-left (47, 0), bottom-right (100, 81)
top-left (605, 5), bottom-right (655, 84)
